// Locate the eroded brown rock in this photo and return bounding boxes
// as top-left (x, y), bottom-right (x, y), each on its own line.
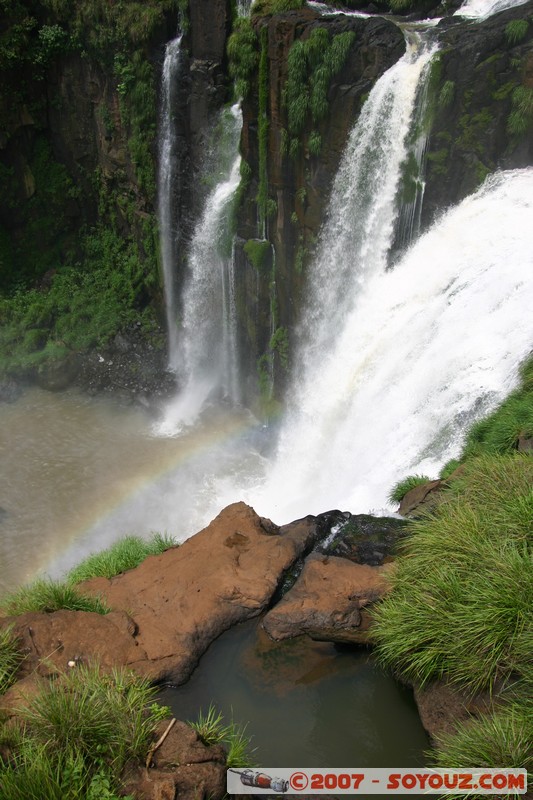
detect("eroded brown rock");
top-left (413, 680), bottom-right (492, 743)
top-left (75, 502), bottom-right (317, 683)
top-left (263, 552), bottom-right (393, 644)
top-left (122, 720), bottom-right (227, 800)
top-left (398, 479), bottom-right (443, 517)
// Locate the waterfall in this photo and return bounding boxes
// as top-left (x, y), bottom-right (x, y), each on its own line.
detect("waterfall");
top-left (158, 34), bottom-right (184, 372)
top-left (293, 34), bottom-right (437, 376)
top-left (157, 104), bottom-right (243, 433)
top-left (253, 169), bottom-right (533, 521)
top-left (455, 0), bottom-right (529, 17)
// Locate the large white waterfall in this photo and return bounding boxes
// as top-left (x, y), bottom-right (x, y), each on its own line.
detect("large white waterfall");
top-left (158, 34), bottom-right (184, 372)
top-left (252, 169), bottom-right (533, 521)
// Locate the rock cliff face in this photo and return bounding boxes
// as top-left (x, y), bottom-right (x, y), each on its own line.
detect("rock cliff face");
top-left (233, 9), bottom-right (406, 403)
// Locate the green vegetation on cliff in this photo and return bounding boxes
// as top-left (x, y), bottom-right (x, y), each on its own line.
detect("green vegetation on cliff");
top-left (0, 0), bottom-right (173, 378)
top-left (251, 0), bottom-right (306, 15)
top-left (0, 626), bottom-right (22, 695)
top-left (67, 532), bottom-right (176, 584)
top-left (2, 579), bottom-right (110, 616)
top-left (283, 27), bottom-right (355, 158)
top-left (388, 474), bottom-right (431, 503)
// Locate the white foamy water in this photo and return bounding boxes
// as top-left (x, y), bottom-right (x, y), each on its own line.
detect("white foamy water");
top-left (247, 169), bottom-right (533, 521)
top-left (455, 0), bottom-right (529, 18)
top-left (295, 36), bottom-right (437, 367)
top-left (158, 34), bottom-right (184, 371)
top-left (157, 105), bottom-right (243, 435)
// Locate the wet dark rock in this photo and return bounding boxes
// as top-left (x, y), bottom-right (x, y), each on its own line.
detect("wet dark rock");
top-left (0, 378), bottom-right (24, 403)
top-left (317, 513), bottom-right (409, 566)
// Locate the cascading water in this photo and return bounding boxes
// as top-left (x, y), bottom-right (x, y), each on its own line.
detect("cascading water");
top-left (158, 104), bottom-right (243, 433)
top-left (252, 168), bottom-right (533, 522)
top-left (158, 34), bottom-right (184, 372)
top-left (455, 0), bottom-right (529, 18)
top-left (291, 33), bottom-right (437, 378)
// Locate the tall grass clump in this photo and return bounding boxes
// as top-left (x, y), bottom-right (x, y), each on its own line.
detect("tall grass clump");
top-left (188, 704), bottom-right (257, 767)
top-left (2, 580), bottom-right (109, 616)
top-left (505, 19), bottom-right (529, 45)
top-left (388, 474), bottom-right (431, 504)
top-left (373, 454), bottom-right (533, 694)
top-left (432, 698), bottom-right (533, 793)
top-left (67, 532), bottom-right (176, 584)
top-left (0, 664), bottom-right (169, 798)
top-left (0, 626), bottom-right (22, 695)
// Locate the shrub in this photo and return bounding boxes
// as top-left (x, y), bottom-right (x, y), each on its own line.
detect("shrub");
top-left (2, 580), bottom-right (109, 616)
top-left (388, 474), bottom-right (431, 504)
top-left (505, 19), bottom-right (529, 45)
top-left (188, 704), bottom-right (229, 745)
top-left (67, 533), bottom-right (176, 585)
top-left (373, 454), bottom-right (533, 694)
top-left (0, 626), bottom-right (22, 695)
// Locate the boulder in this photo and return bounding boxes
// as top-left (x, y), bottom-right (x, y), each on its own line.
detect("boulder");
top-left (77, 502), bottom-right (318, 683)
top-left (263, 553), bottom-right (393, 644)
top-left (398, 479), bottom-right (443, 517)
top-left (317, 513), bottom-right (408, 565)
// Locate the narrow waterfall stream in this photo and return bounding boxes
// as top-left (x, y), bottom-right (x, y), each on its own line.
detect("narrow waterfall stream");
top-left (158, 105), bottom-right (243, 434)
top-left (158, 34), bottom-right (184, 372)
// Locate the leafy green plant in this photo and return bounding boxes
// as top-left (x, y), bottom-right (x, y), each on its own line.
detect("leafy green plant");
top-left (2, 580), bottom-right (109, 616)
top-left (67, 533), bottom-right (176, 585)
top-left (505, 19), bottom-right (529, 45)
top-left (0, 625), bottom-right (22, 695)
top-left (388, 474), bottom-right (431, 504)
top-left (373, 454), bottom-right (533, 694)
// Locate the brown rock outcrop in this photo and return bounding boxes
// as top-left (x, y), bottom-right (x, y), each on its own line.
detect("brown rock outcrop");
top-left (262, 552), bottom-right (393, 644)
top-left (398, 479), bottom-right (443, 517)
top-left (122, 720), bottom-right (227, 800)
top-left (71, 502), bottom-right (318, 683)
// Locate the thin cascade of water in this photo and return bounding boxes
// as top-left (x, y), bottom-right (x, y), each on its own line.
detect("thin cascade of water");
top-left (293, 33), bottom-right (437, 375)
top-left (157, 104), bottom-right (243, 433)
top-left (158, 34), bottom-right (184, 373)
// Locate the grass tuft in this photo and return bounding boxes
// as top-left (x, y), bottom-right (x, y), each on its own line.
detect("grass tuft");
top-left (0, 625), bottom-right (23, 695)
top-left (505, 19), bottom-right (529, 46)
top-left (374, 454), bottom-right (533, 694)
top-left (432, 697), bottom-right (533, 795)
top-left (67, 532), bottom-right (176, 585)
top-left (188, 704), bottom-right (257, 767)
top-left (388, 474), bottom-right (431, 504)
top-left (0, 664), bottom-right (168, 798)
top-left (2, 580), bottom-right (109, 616)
